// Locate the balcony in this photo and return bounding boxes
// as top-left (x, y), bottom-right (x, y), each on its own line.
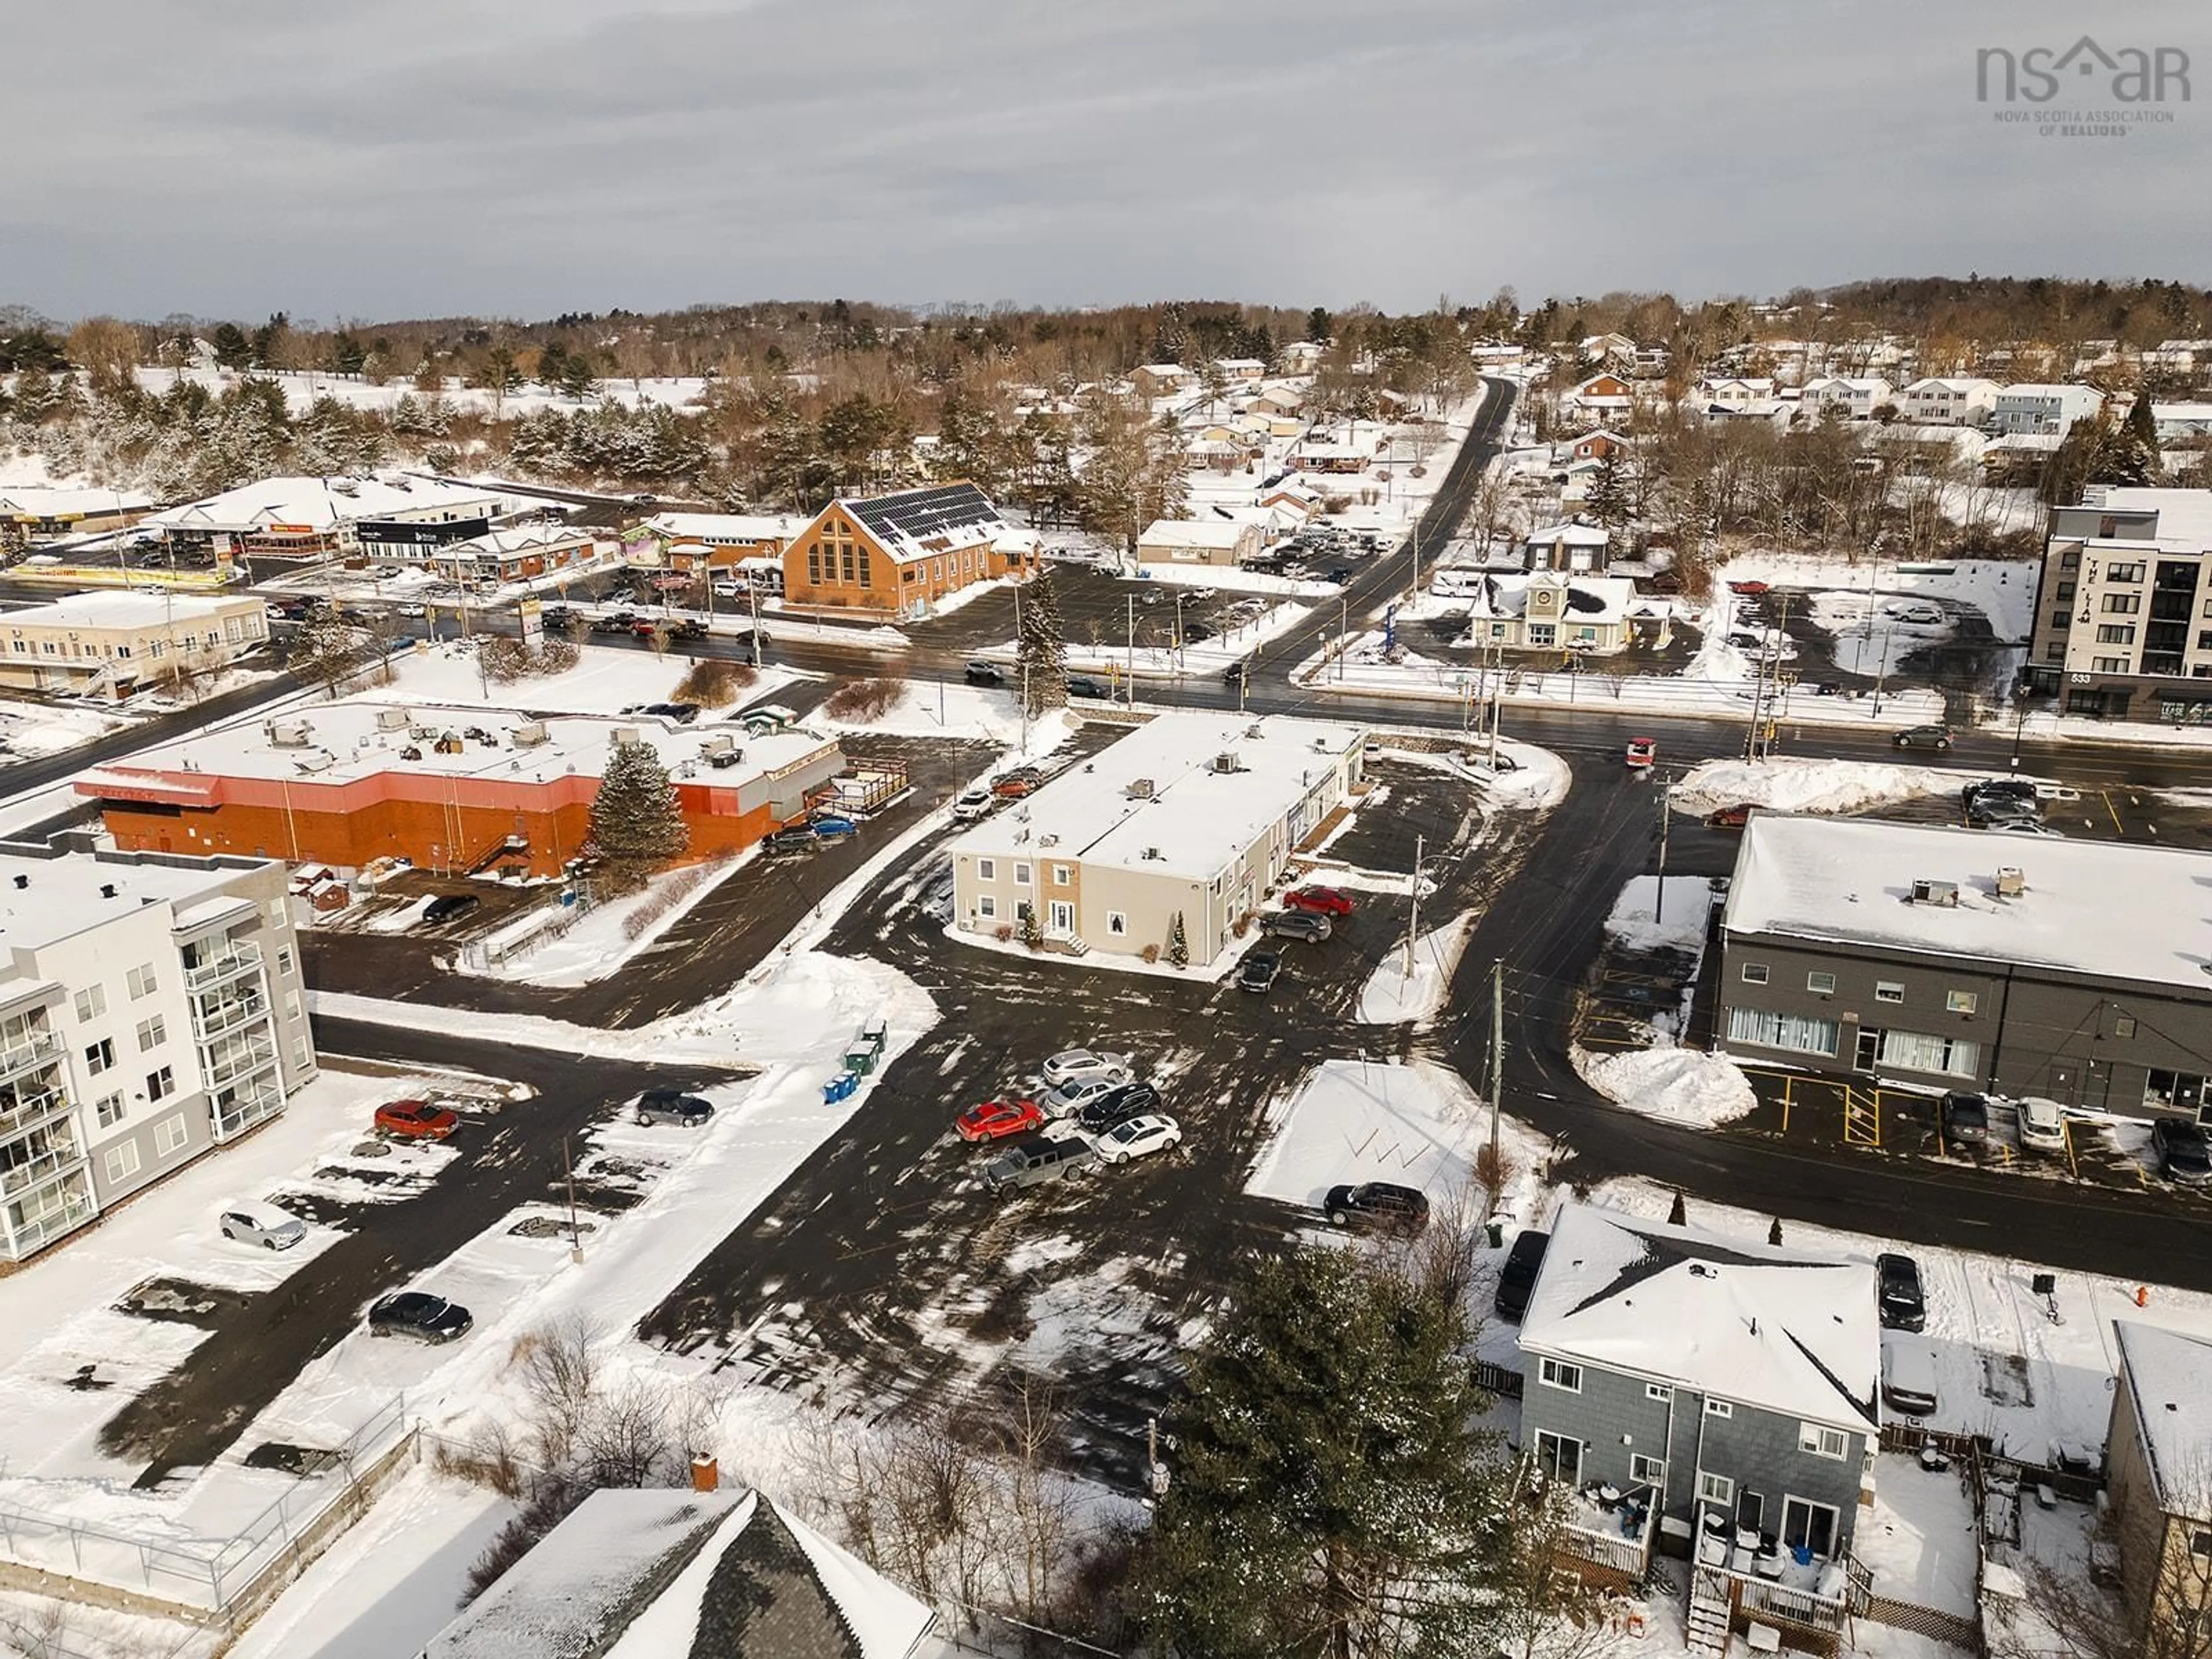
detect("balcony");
top-left (1693, 1512), bottom-right (1859, 1637)
top-left (191, 994), bottom-right (270, 1040)
top-left (202, 1036), bottom-right (276, 1089)
top-left (0, 1087), bottom-right (72, 1142)
top-left (1, 1176), bottom-right (96, 1260)
top-left (183, 943), bottom-right (263, 993)
top-left (1, 1139), bottom-right (88, 1200)
top-left (1555, 1481), bottom-right (1658, 1582)
top-left (213, 1084), bottom-right (285, 1141)
top-left (0, 1029), bottom-right (62, 1084)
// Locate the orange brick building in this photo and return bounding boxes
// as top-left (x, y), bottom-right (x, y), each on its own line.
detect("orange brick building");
top-left (77, 705), bottom-right (844, 879)
top-left (780, 482), bottom-right (1040, 616)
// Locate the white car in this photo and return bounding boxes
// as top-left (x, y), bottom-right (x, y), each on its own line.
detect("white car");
top-left (2017, 1096), bottom-right (2069, 1153)
top-left (952, 787), bottom-right (994, 823)
top-left (1891, 604), bottom-right (1944, 626)
top-left (1987, 819), bottom-right (2063, 837)
top-left (219, 1202), bottom-right (308, 1251)
top-left (1044, 1077), bottom-right (1123, 1118)
top-left (1094, 1113), bottom-right (1181, 1165)
top-left (1041, 1049), bottom-right (1132, 1089)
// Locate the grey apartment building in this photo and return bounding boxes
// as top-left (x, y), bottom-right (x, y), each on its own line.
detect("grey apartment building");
top-left (2022, 485), bottom-right (2212, 724)
top-left (1718, 816), bottom-right (2212, 1119)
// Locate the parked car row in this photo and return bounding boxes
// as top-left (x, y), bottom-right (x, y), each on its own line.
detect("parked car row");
top-left (1938, 1090), bottom-right (2069, 1155)
top-left (955, 1050), bottom-right (1185, 1194)
top-left (1240, 887), bottom-right (1356, 996)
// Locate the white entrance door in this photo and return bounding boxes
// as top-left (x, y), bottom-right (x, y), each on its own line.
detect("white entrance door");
top-left (1048, 900), bottom-right (1075, 934)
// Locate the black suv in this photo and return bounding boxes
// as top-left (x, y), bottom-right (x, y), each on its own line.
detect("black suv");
top-left (1961, 778), bottom-right (2037, 811)
top-left (1321, 1181), bottom-right (1430, 1236)
top-left (1066, 675), bottom-right (1111, 699)
top-left (1077, 1081), bottom-right (1162, 1135)
top-left (1237, 949), bottom-right (1282, 993)
top-left (633, 1089), bottom-right (714, 1128)
top-left (1876, 1252), bottom-right (1927, 1331)
top-left (1940, 1092), bottom-right (1990, 1146)
top-left (423, 893), bottom-right (482, 925)
top-left (2154, 1119), bottom-right (2212, 1186)
top-left (1494, 1228), bottom-right (1550, 1321)
top-left (368, 1291), bottom-right (473, 1343)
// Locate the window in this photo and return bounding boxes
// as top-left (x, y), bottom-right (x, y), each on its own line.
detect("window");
top-left (1706, 1397), bottom-right (1734, 1419)
top-left (2103, 592), bottom-right (2142, 614)
top-left (1800, 1423), bottom-right (1850, 1460)
top-left (74, 985), bottom-right (107, 1022)
top-left (1107, 911), bottom-right (1128, 936)
top-left (2192, 1530), bottom-right (2212, 1560)
top-left (153, 1113), bottom-right (189, 1157)
top-left (2092, 656), bottom-right (2128, 673)
top-left (104, 1143), bottom-right (141, 1184)
top-left (807, 546), bottom-right (821, 585)
top-left (1013, 863), bottom-right (1033, 887)
top-left (135, 1016), bottom-right (166, 1052)
top-left (147, 1065), bottom-right (176, 1101)
top-left (976, 858), bottom-right (995, 881)
top-left (2054, 582), bottom-right (2075, 603)
top-left (85, 1037), bottom-right (115, 1075)
top-left (1740, 963), bottom-right (1770, 986)
top-left (1875, 981), bottom-right (1905, 1004)
top-left (977, 895), bottom-right (997, 919)
top-left (276, 947), bottom-right (294, 976)
top-left (1782, 1496), bottom-right (1840, 1557)
top-left (1876, 1029), bottom-right (1980, 1078)
top-left (1806, 971), bottom-right (1836, 995)
top-left (2115, 1014), bottom-right (2138, 1039)
top-left (1052, 865), bottom-right (1072, 887)
top-left (1698, 1472), bottom-right (1734, 1506)
top-left (94, 1093), bottom-right (126, 1129)
top-left (1726, 1007), bottom-right (1839, 1057)
top-left (1533, 1431), bottom-right (1581, 1485)
top-left (2095, 624), bottom-right (2137, 645)
top-left (857, 546), bottom-right (872, 589)
top-left (1647, 1382), bottom-right (1673, 1402)
top-left (1630, 1453), bottom-right (1667, 1485)
top-left (127, 963), bottom-right (158, 999)
top-left (2147, 1069), bottom-right (2208, 1114)
top-left (2108, 562), bottom-right (2145, 584)
top-left (285, 990), bottom-right (302, 1021)
top-left (1538, 1358), bottom-right (1582, 1392)
top-left (1945, 990), bottom-right (1979, 1014)
top-left (294, 1036), bottom-right (314, 1068)
top-left (2060, 550), bottom-right (2081, 572)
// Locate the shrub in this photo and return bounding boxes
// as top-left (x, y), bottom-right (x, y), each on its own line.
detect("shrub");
top-left (480, 635), bottom-right (579, 683)
top-left (674, 657), bottom-right (757, 708)
top-left (824, 676), bottom-right (904, 721)
top-left (1141, 943), bottom-right (1161, 964)
top-left (995, 924), bottom-right (1015, 943)
top-left (1473, 1142), bottom-right (1515, 1205)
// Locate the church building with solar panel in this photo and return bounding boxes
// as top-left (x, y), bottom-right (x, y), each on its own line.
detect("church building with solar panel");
top-left (780, 481), bottom-right (1041, 616)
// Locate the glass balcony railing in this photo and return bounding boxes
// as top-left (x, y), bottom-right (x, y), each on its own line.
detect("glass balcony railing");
top-left (0, 1030), bottom-right (62, 1084)
top-left (1, 1141), bottom-right (87, 1199)
top-left (214, 1086), bottom-right (285, 1140)
top-left (1, 1179), bottom-right (96, 1260)
top-left (182, 943), bottom-right (263, 993)
top-left (202, 1038), bottom-right (276, 1088)
top-left (191, 996), bottom-right (270, 1039)
top-left (0, 1088), bottom-right (71, 1142)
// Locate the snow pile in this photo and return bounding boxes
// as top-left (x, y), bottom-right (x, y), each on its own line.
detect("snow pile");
top-left (0, 696), bottom-right (131, 758)
top-left (1671, 755), bottom-right (1959, 816)
top-left (1246, 1059), bottom-right (1480, 1210)
top-left (373, 639), bottom-right (759, 715)
top-left (1603, 875), bottom-right (1714, 955)
top-left (453, 857), bottom-right (748, 987)
top-left (1573, 1044), bottom-right (1758, 1130)
top-left (1356, 914), bottom-right (1471, 1024)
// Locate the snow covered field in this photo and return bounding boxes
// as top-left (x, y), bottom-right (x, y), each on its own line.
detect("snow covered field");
top-left (1671, 755), bottom-right (1966, 816)
top-left (0, 695), bottom-right (131, 757)
top-left (364, 638), bottom-right (802, 717)
top-left (1245, 1059), bottom-right (1483, 1214)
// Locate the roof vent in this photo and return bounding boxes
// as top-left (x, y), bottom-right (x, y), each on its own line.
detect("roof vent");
top-left (1210, 752), bottom-right (1243, 775)
top-left (1126, 778), bottom-right (1156, 800)
top-left (1910, 879), bottom-right (1959, 907)
top-left (100, 883), bottom-right (116, 900)
top-left (513, 720), bottom-right (550, 748)
top-left (1688, 1263), bottom-right (1716, 1279)
top-left (267, 717), bottom-right (313, 748)
top-left (1142, 847), bottom-right (1163, 861)
top-left (376, 708), bottom-right (412, 731)
top-left (294, 749), bottom-right (335, 774)
top-left (10, 874), bottom-right (24, 890)
top-left (612, 726), bottom-right (643, 749)
top-left (1994, 867), bottom-right (2027, 898)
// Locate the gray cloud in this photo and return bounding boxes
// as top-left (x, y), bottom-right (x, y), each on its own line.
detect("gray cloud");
top-left (3, 0), bottom-right (2205, 322)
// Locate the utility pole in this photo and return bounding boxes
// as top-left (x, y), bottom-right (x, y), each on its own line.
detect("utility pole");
top-left (1402, 832), bottom-right (1424, 979)
top-left (1487, 643), bottom-right (1503, 771)
top-left (563, 1133), bottom-right (584, 1263)
top-left (1126, 594), bottom-right (1137, 708)
top-left (1337, 591), bottom-right (1348, 683)
top-left (1487, 959), bottom-right (1505, 1174)
top-left (1872, 625), bottom-right (1892, 718)
top-left (1654, 777), bottom-right (1671, 925)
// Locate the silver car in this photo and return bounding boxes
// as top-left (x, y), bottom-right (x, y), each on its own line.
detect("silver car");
top-left (219, 1203), bottom-right (308, 1251)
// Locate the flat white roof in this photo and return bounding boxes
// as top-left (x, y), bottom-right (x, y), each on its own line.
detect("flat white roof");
top-left (643, 512), bottom-right (804, 543)
top-left (1140, 518), bottom-right (1247, 549)
top-left (949, 711), bottom-right (1363, 881)
top-left (145, 474), bottom-right (511, 534)
top-left (2075, 486), bottom-right (2212, 550)
top-left (0, 488), bottom-right (153, 516)
top-left (1724, 816), bottom-right (2212, 994)
top-left (3, 590), bottom-right (257, 630)
top-left (0, 850), bottom-right (259, 956)
top-left (1521, 1203), bottom-right (1879, 1431)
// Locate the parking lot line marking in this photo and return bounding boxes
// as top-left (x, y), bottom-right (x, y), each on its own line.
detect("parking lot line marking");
top-left (2102, 790), bottom-right (2124, 835)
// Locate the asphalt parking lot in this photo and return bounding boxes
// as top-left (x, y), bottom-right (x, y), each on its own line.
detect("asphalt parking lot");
top-left (904, 560), bottom-right (1317, 665)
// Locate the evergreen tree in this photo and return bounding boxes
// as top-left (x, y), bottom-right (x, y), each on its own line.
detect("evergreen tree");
top-left (1306, 305), bottom-right (1333, 344)
top-left (586, 738), bottom-right (690, 891)
top-left (2126, 389), bottom-right (2163, 476)
top-left (1136, 1244), bottom-right (1514, 1658)
top-left (1166, 911), bottom-right (1188, 969)
top-left (1016, 570), bottom-right (1067, 714)
top-left (249, 312), bottom-right (290, 369)
top-left (287, 609), bottom-right (373, 697)
top-left (1768, 1215), bottom-right (1785, 1247)
top-left (330, 332), bottom-right (368, 377)
top-left (209, 323), bottom-right (252, 371)
top-left (1584, 449), bottom-right (1631, 528)
top-left (1668, 1190), bottom-right (1687, 1226)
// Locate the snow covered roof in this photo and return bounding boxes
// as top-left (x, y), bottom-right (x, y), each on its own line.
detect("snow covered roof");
top-left (1901, 377), bottom-right (1997, 395)
top-left (144, 474), bottom-right (510, 534)
top-left (2, 590), bottom-right (257, 631)
top-left (1723, 816), bottom-right (2212, 993)
top-left (1140, 517), bottom-right (1248, 550)
top-left (441, 523), bottom-right (597, 560)
top-left (838, 483), bottom-right (1010, 564)
top-left (419, 1487), bottom-right (933, 1659)
top-left (1524, 522), bottom-right (1612, 547)
top-left (2074, 486), bottom-right (2212, 550)
top-left (1520, 1203), bottom-right (1879, 1432)
top-left (0, 487), bottom-right (153, 517)
top-left (1465, 573), bottom-right (1635, 623)
top-left (948, 711), bottom-right (1364, 882)
top-left (0, 847), bottom-right (270, 956)
top-left (1995, 382), bottom-right (2101, 402)
top-left (645, 512), bottom-right (806, 545)
top-left (2116, 1321), bottom-right (2212, 1521)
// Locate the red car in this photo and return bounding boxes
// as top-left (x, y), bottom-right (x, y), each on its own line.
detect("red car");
top-left (1625, 738), bottom-right (1657, 769)
top-left (1727, 579), bottom-right (1771, 596)
top-left (956, 1098), bottom-right (1045, 1144)
top-left (992, 769), bottom-right (1044, 799)
top-left (1705, 802), bottom-right (1755, 829)
top-left (375, 1100), bottom-right (459, 1141)
top-left (1284, 885), bottom-right (1355, 916)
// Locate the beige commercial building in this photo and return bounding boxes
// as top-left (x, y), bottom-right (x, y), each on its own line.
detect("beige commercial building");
top-left (947, 712), bottom-right (1366, 964)
top-left (1136, 517), bottom-right (1264, 569)
top-left (0, 590), bottom-right (269, 699)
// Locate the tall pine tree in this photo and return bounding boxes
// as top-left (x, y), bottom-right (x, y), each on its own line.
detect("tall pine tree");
top-left (1016, 570), bottom-right (1068, 714)
top-left (586, 738), bottom-right (689, 891)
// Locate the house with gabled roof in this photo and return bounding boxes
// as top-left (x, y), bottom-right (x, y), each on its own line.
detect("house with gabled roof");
top-left (779, 482), bottom-right (1038, 616)
top-left (1519, 1203), bottom-right (1877, 1646)
top-left (416, 1486), bottom-right (936, 1659)
top-left (1560, 373), bottom-right (1634, 425)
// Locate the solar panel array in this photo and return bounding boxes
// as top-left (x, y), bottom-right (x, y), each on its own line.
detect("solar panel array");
top-left (846, 483), bottom-right (998, 548)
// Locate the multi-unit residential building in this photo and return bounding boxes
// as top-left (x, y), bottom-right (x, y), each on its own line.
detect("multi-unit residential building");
top-left (1895, 377), bottom-right (1999, 427)
top-left (1521, 1203), bottom-right (1877, 1647)
top-left (0, 590), bottom-right (269, 700)
top-left (778, 482), bottom-right (1040, 618)
top-left (1718, 815), bottom-right (2212, 1117)
top-left (2105, 1321), bottom-right (2212, 1653)
top-left (946, 712), bottom-right (1365, 963)
top-left (1800, 377), bottom-right (1893, 422)
top-left (0, 838), bottom-right (315, 1261)
top-left (1988, 383), bottom-right (2107, 437)
top-left (78, 702), bottom-right (846, 880)
top-left (2023, 486), bottom-right (2212, 722)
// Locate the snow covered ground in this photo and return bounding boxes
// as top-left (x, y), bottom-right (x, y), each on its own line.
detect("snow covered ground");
top-left (1601, 873), bottom-right (1715, 956)
top-left (1355, 914), bottom-right (1472, 1024)
top-left (1245, 1059), bottom-right (1483, 1214)
top-left (452, 854), bottom-right (748, 986)
top-left (0, 695), bottom-right (131, 757)
top-left (984, 598), bottom-right (1310, 682)
top-left (1671, 755), bottom-right (1967, 816)
top-left (365, 638), bottom-right (801, 716)
top-left (131, 365), bottom-right (710, 421)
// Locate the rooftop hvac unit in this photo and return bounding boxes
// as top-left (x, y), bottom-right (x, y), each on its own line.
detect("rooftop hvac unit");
top-left (267, 717), bottom-right (314, 747)
top-left (1995, 867), bottom-right (2027, 897)
top-left (294, 749), bottom-right (335, 774)
top-left (1211, 752), bottom-right (1243, 774)
top-left (376, 708), bottom-right (412, 731)
top-left (410, 724), bottom-right (438, 742)
top-left (612, 726), bottom-right (643, 749)
top-left (512, 720), bottom-right (550, 747)
top-left (1141, 847), bottom-right (1163, 861)
top-left (1910, 878), bottom-right (1960, 907)
top-left (1126, 778), bottom-right (1156, 800)
top-left (700, 734), bottom-right (736, 760)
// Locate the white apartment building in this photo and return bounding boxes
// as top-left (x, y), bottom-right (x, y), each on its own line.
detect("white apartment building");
top-left (2024, 486), bottom-right (2212, 724)
top-left (0, 591), bottom-right (270, 700)
top-left (0, 841), bottom-right (316, 1260)
top-left (1990, 383), bottom-right (2107, 437)
top-left (947, 713), bottom-right (1366, 964)
top-left (1800, 376), bottom-right (1893, 421)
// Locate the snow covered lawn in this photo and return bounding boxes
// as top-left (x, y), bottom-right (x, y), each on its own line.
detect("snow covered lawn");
top-left (1671, 755), bottom-right (1967, 817)
top-left (1123, 563), bottom-right (1338, 599)
top-left (988, 598), bottom-right (1310, 681)
top-left (1854, 1454), bottom-right (1981, 1618)
top-left (0, 695), bottom-right (133, 757)
top-left (1574, 1045), bottom-right (1758, 1131)
top-left (1245, 1059), bottom-right (1482, 1213)
top-left (373, 638), bottom-right (782, 715)
top-left (1356, 914), bottom-right (1472, 1024)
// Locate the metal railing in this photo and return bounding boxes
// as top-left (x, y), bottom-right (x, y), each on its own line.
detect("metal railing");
top-left (0, 1141), bottom-right (85, 1199)
top-left (0, 1086), bottom-right (71, 1142)
top-left (202, 1037), bottom-right (276, 1088)
top-left (191, 995), bottom-right (269, 1039)
top-left (0, 1029), bottom-right (62, 1082)
top-left (182, 943), bottom-right (262, 993)
top-left (0, 1183), bottom-right (95, 1259)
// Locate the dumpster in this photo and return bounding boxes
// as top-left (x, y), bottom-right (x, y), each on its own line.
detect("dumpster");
top-left (844, 1023), bottom-right (888, 1077)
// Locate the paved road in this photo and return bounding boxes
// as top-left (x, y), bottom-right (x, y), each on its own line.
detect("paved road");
top-left (1, 668), bottom-right (307, 802)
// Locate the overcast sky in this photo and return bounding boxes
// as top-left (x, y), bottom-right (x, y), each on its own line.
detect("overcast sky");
top-left (4, 0), bottom-right (2205, 324)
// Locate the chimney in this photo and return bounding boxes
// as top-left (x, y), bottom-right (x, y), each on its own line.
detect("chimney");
top-left (100, 884), bottom-right (117, 900)
top-left (11, 874), bottom-right (25, 890)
